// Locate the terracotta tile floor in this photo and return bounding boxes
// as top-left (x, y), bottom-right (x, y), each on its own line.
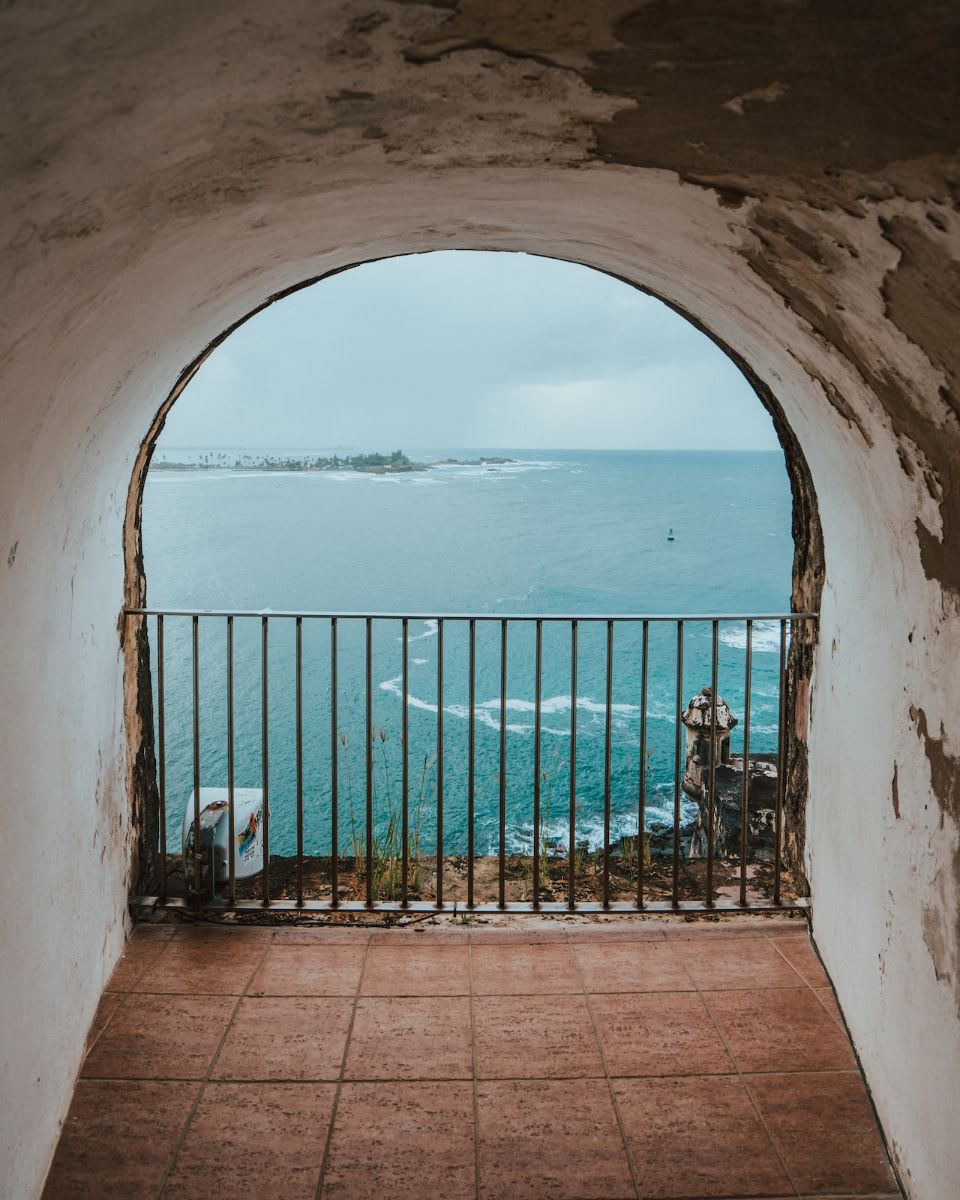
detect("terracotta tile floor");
top-left (44, 916), bottom-right (901, 1200)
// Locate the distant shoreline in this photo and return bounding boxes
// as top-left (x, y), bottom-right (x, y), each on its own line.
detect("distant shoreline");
top-left (151, 451), bottom-right (517, 475)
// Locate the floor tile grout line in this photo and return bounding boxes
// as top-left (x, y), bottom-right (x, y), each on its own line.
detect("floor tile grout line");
top-left (570, 941), bottom-right (643, 1200)
top-left (77, 1065), bottom-right (869, 1086)
top-left (153, 934), bottom-right (272, 1200)
top-left (810, 987), bottom-right (844, 1026)
top-left (797, 932), bottom-right (857, 1029)
top-left (314, 933), bottom-right (372, 1200)
top-left (85, 987), bottom-right (134, 1057)
top-left (798, 937), bottom-right (906, 1199)
top-left (766, 934), bottom-right (823, 992)
top-left (109, 926), bottom-right (177, 994)
top-left (467, 940), bottom-right (481, 1200)
top-left (688, 959), bottom-right (802, 1199)
top-left (90, 928), bottom-right (181, 1056)
top-left (119, 984), bottom-right (848, 1001)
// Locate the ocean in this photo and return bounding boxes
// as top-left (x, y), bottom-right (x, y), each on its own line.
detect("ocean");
top-left (142, 449), bottom-right (793, 858)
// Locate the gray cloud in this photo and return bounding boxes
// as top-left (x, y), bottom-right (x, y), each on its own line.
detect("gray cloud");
top-left (159, 251), bottom-right (780, 452)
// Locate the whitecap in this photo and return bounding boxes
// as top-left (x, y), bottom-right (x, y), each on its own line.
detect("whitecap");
top-left (445, 703), bottom-right (531, 735)
top-left (719, 619), bottom-right (787, 654)
top-left (401, 619), bottom-right (438, 643)
top-left (375, 677), bottom-right (678, 738)
top-left (473, 694), bottom-right (639, 717)
top-left (376, 677), bottom-right (534, 734)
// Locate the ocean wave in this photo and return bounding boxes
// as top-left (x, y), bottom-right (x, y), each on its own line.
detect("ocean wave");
top-left (494, 585), bottom-right (535, 605)
top-left (504, 811), bottom-right (641, 855)
top-left (719, 619), bottom-right (787, 654)
top-left (429, 459), bottom-right (569, 480)
top-left (377, 676), bottom-right (676, 736)
top-left (400, 619), bottom-right (438, 643)
top-left (478, 694), bottom-right (641, 718)
top-left (500, 791), bottom-right (696, 854)
top-left (446, 703), bottom-right (532, 735)
top-left (378, 676), bottom-right (531, 734)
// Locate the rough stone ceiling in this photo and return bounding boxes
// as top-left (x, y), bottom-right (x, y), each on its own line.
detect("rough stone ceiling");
top-left (3, 1), bottom-right (958, 213)
top-left (0, 0), bottom-right (957, 598)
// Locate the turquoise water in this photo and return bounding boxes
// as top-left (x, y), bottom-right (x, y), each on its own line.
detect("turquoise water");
top-left (142, 450), bottom-right (793, 856)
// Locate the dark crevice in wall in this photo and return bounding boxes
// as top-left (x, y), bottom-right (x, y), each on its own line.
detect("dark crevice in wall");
top-left (127, 620), bottom-right (159, 892)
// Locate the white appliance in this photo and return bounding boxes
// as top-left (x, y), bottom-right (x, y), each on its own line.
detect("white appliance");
top-left (181, 788), bottom-right (265, 894)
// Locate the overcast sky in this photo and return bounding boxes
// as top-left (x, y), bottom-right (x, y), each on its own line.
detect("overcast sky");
top-left (159, 251), bottom-right (779, 452)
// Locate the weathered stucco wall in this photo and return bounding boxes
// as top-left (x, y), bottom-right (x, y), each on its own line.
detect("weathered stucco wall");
top-left (1, 3), bottom-right (958, 1197)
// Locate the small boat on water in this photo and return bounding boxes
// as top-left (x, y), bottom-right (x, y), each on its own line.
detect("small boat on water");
top-left (667, 527), bottom-right (675, 541)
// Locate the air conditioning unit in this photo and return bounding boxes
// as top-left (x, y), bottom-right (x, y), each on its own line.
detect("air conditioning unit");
top-left (181, 788), bottom-right (265, 895)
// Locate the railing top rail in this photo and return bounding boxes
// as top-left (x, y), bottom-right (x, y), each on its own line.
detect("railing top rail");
top-left (124, 607), bottom-right (819, 622)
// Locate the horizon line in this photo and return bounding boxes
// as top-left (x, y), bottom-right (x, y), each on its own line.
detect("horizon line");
top-left (153, 444), bottom-right (783, 454)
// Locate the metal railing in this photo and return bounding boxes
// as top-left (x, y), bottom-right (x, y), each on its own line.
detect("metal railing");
top-left (126, 608), bottom-right (817, 915)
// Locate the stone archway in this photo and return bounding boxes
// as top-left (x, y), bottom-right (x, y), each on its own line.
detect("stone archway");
top-left (121, 244), bottom-right (825, 906)
top-left (3, 5), bottom-right (958, 1197)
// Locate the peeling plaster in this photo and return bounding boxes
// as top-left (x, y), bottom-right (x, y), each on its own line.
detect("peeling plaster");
top-left (911, 707), bottom-right (960, 827)
top-left (880, 216), bottom-right (960, 598)
top-left (910, 705), bottom-right (960, 1014)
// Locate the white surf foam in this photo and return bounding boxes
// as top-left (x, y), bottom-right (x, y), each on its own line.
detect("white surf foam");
top-left (400, 619), bottom-right (438, 644)
top-left (376, 677), bottom-right (677, 737)
top-left (719, 619), bottom-right (787, 654)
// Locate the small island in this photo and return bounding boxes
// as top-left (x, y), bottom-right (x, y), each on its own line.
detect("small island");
top-left (152, 450), bottom-right (516, 474)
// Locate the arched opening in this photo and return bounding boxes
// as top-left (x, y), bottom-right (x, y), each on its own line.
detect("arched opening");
top-left (6, 7), bottom-right (959, 1194)
top-left (123, 250), bottom-right (822, 914)
top-left (7, 164), bottom-right (950, 1200)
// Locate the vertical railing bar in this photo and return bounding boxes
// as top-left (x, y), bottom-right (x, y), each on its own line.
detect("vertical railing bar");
top-left (467, 618), bottom-right (476, 910)
top-left (157, 614), bottom-right (167, 904)
top-left (436, 618), bottom-right (444, 910)
top-left (774, 618), bottom-right (788, 906)
top-left (533, 619), bottom-right (543, 911)
top-left (602, 620), bottom-right (613, 910)
top-left (295, 615), bottom-right (304, 908)
top-left (365, 617), bottom-right (373, 908)
top-left (568, 619), bottom-right (578, 911)
top-left (401, 617), bottom-right (409, 908)
top-left (192, 614), bottom-right (201, 901)
top-left (739, 619), bottom-right (753, 908)
top-left (672, 619), bottom-right (684, 908)
top-left (261, 615), bottom-right (270, 907)
top-left (226, 615), bottom-right (235, 905)
top-left (330, 618), bottom-right (339, 908)
top-left (637, 619), bottom-right (649, 910)
top-left (498, 619), bottom-right (507, 910)
top-left (706, 620), bottom-right (719, 908)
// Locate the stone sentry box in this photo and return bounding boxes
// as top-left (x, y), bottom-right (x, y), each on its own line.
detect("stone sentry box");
top-left (681, 686), bottom-right (777, 860)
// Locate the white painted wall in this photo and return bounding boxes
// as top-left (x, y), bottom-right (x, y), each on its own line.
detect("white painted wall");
top-left (1, 80), bottom-right (958, 1200)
